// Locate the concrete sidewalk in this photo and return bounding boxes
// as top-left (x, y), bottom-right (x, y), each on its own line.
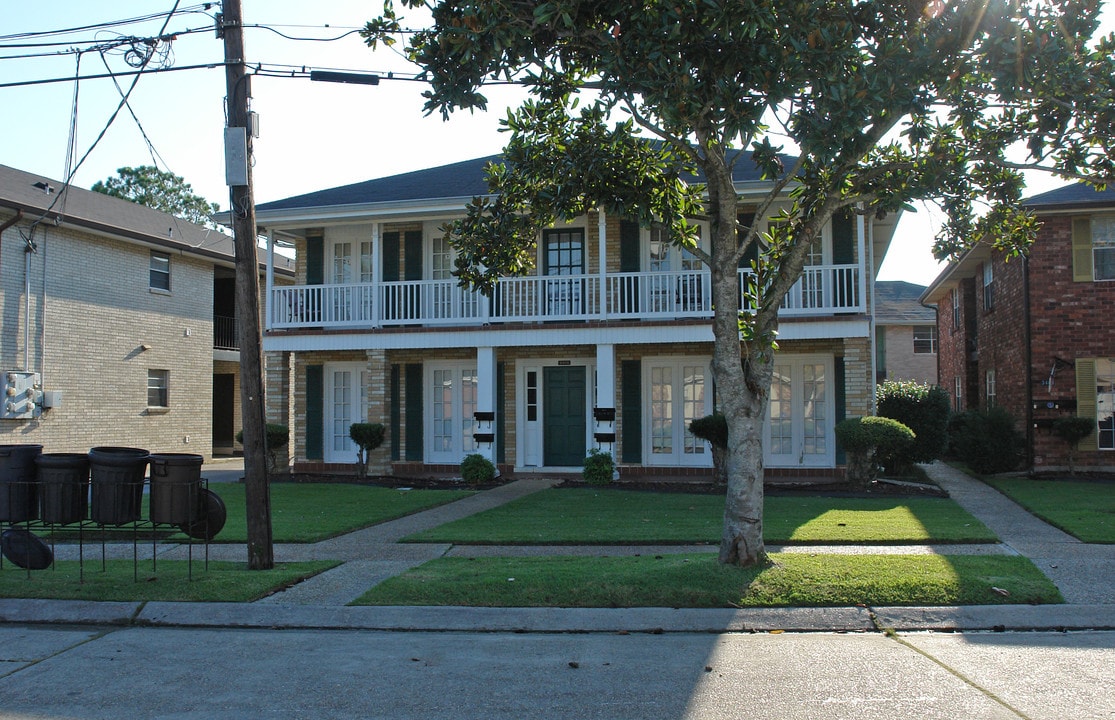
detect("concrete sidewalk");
top-left (4, 461), bottom-right (1115, 632)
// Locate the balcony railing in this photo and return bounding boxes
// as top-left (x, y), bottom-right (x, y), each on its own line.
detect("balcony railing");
top-left (214, 315), bottom-right (239, 350)
top-left (269, 265), bottom-right (863, 330)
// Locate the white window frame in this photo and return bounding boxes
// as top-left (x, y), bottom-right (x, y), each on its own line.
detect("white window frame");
top-left (983, 261), bottom-right (994, 311)
top-left (1093, 216), bottom-right (1115, 281)
top-left (955, 376), bottom-right (963, 411)
top-left (323, 363), bottom-right (369, 463)
top-left (1096, 359), bottom-right (1115, 450)
top-left (913, 326), bottom-right (937, 355)
top-left (147, 369), bottom-right (169, 408)
top-left (425, 361), bottom-right (478, 464)
top-left (643, 356), bottom-right (713, 467)
top-left (951, 287), bottom-right (961, 331)
top-left (764, 355), bottom-right (834, 467)
top-left (149, 251), bottom-right (170, 292)
top-left (986, 369), bottom-right (996, 408)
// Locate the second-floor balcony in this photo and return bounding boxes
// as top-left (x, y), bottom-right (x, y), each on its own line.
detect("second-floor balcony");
top-left (268, 265), bottom-right (863, 330)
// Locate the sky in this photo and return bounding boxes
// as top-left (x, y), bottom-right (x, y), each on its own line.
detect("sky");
top-left (2, 2), bottom-right (1111, 287)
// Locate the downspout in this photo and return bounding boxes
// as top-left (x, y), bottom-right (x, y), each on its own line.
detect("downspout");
top-left (863, 210), bottom-right (877, 414)
top-left (1022, 254), bottom-right (1034, 472)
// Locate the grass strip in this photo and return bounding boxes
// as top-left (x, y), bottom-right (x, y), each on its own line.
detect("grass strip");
top-left (402, 488), bottom-right (998, 544)
top-left (0, 560), bottom-right (338, 602)
top-left (354, 553), bottom-right (1060, 608)
top-left (984, 478), bottom-right (1115, 543)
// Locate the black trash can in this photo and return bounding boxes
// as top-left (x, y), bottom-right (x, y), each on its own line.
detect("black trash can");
top-left (37, 453), bottom-right (90, 525)
top-left (148, 453), bottom-right (203, 524)
top-left (88, 447), bottom-right (149, 525)
top-left (0, 444), bottom-right (43, 523)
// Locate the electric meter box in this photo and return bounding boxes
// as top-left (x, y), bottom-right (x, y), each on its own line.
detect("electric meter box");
top-left (2, 371), bottom-right (42, 420)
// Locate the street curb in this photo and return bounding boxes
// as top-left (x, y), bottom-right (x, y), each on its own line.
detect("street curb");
top-left (3, 599), bottom-right (1113, 633)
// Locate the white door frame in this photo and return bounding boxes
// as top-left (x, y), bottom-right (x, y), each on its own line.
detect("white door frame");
top-left (642, 356), bottom-right (714, 467)
top-left (516, 357), bottom-right (595, 469)
top-left (764, 353), bottom-right (836, 468)
top-left (323, 361), bottom-right (367, 464)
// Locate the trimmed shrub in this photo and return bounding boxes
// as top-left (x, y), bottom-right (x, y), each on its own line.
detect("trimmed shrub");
top-left (948, 407), bottom-right (1024, 475)
top-left (835, 416), bottom-right (915, 488)
top-left (460, 453), bottom-right (496, 484)
top-left (236, 424), bottom-right (289, 473)
top-left (349, 423), bottom-right (386, 477)
top-left (689, 412), bottom-right (728, 485)
top-left (582, 448), bottom-right (615, 485)
top-left (1052, 416), bottom-right (1096, 475)
top-left (876, 381), bottom-right (950, 463)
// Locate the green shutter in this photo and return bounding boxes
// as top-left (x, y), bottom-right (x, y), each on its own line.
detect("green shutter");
top-left (621, 360), bottom-right (642, 463)
top-left (620, 219), bottom-right (641, 272)
top-left (834, 357), bottom-right (847, 465)
top-left (390, 365), bottom-right (401, 461)
top-left (497, 362), bottom-right (506, 464)
top-left (404, 230), bottom-right (423, 281)
top-left (832, 209), bottom-right (855, 264)
top-left (1076, 358), bottom-right (1098, 451)
top-left (305, 235), bottom-right (324, 285)
top-left (405, 363), bottom-right (424, 461)
top-left (382, 231), bottom-right (401, 282)
top-left (1072, 218), bottom-right (1094, 282)
top-left (305, 365), bottom-right (324, 460)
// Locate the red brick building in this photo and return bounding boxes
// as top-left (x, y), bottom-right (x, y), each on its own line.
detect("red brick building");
top-left (922, 183), bottom-right (1115, 473)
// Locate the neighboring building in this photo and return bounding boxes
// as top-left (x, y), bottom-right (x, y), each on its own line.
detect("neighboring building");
top-left (874, 281), bottom-right (937, 386)
top-left (922, 182), bottom-right (1115, 473)
top-left (0, 164), bottom-right (293, 459)
top-left (254, 154), bottom-right (899, 480)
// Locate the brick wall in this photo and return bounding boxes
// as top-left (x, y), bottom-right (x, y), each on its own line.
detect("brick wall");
top-left (0, 220), bottom-right (214, 457)
top-left (881, 324), bottom-right (938, 385)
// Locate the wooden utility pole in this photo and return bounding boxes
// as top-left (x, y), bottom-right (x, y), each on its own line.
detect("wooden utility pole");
top-left (221, 0), bottom-right (273, 569)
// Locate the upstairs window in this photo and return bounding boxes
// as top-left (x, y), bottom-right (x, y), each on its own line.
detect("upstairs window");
top-left (982, 261), bottom-right (994, 311)
top-left (951, 288), bottom-right (961, 331)
top-left (149, 251), bottom-right (170, 291)
top-left (913, 326), bottom-right (937, 354)
top-left (986, 369), bottom-right (996, 408)
top-left (1093, 216), bottom-right (1115, 281)
top-left (147, 369), bottom-right (169, 408)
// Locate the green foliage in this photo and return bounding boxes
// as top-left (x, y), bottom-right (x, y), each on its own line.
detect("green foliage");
top-left (460, 453), bottom-right (496, 485)
top-left (582, 448), bottom-right (615, 485)
top-left (688, 413), bottom-right (728, 450)
top-left (91, 165), bottom-right (219, 226)
top-left (877, 381), bottom-right (951, 462)
top-left (835, 416), bottom-right (915, 485)
top-left (350, 423), bottom-right (387, 477)
top-left (236, 424), bottom-right (289, 449)
top-left (949, 408), bottom-right (1025, 475)
top-left (1052, 416), bottom-right (1095, 445)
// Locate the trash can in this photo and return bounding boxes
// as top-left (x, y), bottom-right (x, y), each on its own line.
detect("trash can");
top-left (0, 444), bottom-right (43, 523)
top-left (148, 453), bottom-right (203, 524)
top-left (88, 447), bottom-right (149, 525)
top-left (37, 453), bottom-right (90, 525)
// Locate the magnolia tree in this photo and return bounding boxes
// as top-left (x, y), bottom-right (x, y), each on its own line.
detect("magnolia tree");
top-left (364, 0), bottom-right (1115, 566)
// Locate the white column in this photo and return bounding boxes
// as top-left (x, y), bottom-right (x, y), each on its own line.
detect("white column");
top-left (265, 228), bottom-right (274, 330)
top-left (594, 344), bottom-right (617, 458)
top-left (857, 210), bottom-right (867, 312)
top-left (371, 221), bottom-right (381, 327)
top-left (475, 346), bottom-right (499, 474)
top-left (598, 208), bottom-right (608, 319)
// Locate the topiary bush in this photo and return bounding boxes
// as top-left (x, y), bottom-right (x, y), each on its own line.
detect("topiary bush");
top-left (689, 413), bottom-right (728, 485)
top-left (460, 453), bottom-right (496, 485)
top-left (876, 380), bottom-right (950, 463)
top-left (236, 424), bottom-right (289, 473)
top-left (835, 416), bottom-right (915, 488)
top-left (948, 407), bottom-right (1025, 475)
top-left (582, 447), bottom-right (615, 485)
top-left (349, 423), bottom-right (386, 478)
top-left (1052, 416), bottom-right (1096, 476)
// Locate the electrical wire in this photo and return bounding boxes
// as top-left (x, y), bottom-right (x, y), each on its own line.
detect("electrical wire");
top-left (0, 4), bottom-right (215, 41)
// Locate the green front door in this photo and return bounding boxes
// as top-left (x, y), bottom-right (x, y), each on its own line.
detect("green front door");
top-left (543, 366), bottom-right (587, 466)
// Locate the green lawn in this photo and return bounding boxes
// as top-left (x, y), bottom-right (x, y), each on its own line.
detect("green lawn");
top-left (354, 553), bottom-right (1059, 608)
top-left (0, 560), bottom-right (337, 602)
top-left (200, 484), bottom-right (474, 543)
top-left (985, 478), bottom-right (1115, 543)
top-left (401, 488), bottom-right (998, 544)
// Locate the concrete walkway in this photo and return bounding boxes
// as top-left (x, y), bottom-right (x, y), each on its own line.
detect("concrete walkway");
top-left (5, 460), bottom-right (1115, 632)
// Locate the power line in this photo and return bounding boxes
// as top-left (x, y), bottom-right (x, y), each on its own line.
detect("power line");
top-left (0, 4), bottom-right (216, 41)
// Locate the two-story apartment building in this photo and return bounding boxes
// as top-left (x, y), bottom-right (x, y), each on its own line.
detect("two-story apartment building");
top-left (0, 164), bottom-right (293, 459)
top-left (255, 154), bottom-right (898, 479)
top-left (922, 183), bottom-right (1115, 473)
top-left (874, 281), bottom-right (938, 386)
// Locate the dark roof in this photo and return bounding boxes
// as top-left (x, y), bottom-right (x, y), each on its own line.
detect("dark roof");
top-left (1024, 183), bottom-right (1115, 211)
top-left (875, 280), bottom-right (935, 325)
top-left (0, 164), bottom-right (292, 274)
top-left (256, 150), bottom-right (799, 212)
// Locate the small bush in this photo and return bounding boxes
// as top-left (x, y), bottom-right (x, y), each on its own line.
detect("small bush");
top-left (460, 453), bottom-right (496, 484)
top-left (350, 423), bottom-right (386, 477)
top-left (948, 407), bottom-right (1024, 475)
top-left (835, 416), bottom-right (915, 487)
top-left (582, 448), bottom-right (615, 485)
top-left (236, 424), bottom-right (290, 449)
top-left (688, 413), bottom-right (728, 449)
top-left (876, 381), bottom-right (950, 463)
top-left (1052, 416), bottom-right (1095, 475)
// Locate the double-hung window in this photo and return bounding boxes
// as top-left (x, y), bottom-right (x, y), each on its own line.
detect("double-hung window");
top-left (913, 326), bottom-right (937, 354)
top-left (147, 369), bottom-right (169, 408)
top-left (1093, 216), bottom-right (1115, 281)
top-left (951, 288), bottom-right (961, 331)
top-left (982, 261), bottom-right (994, 311)
top-left (150, 251), bottom-right (170, 292)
